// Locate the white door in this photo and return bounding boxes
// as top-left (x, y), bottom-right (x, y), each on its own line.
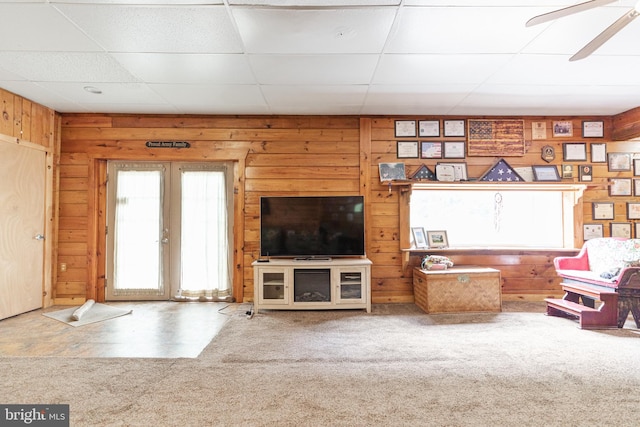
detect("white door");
top-left (106, 161), bottom-right (232, 301)
top-left (0, 140), bottom-right (46, 319)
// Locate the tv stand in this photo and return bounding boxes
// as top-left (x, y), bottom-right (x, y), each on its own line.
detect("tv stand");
top-left (252, 258), bottom-right (371, 313)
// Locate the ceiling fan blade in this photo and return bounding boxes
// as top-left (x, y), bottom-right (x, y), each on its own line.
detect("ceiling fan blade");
top-left (526, 0), bottom-right (617, 27)
top-left (570, 8), bottom-right (640, 61)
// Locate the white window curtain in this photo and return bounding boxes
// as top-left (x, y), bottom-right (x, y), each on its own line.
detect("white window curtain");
top-left (175, 167), bottom-right (231, 300)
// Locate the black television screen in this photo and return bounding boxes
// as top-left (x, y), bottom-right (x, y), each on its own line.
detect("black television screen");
top-left (260, 196), bottom-right (365, 258)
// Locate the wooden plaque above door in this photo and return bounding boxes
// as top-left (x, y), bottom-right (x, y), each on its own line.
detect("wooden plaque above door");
top-left (467, 119), bottom-right (526, 157)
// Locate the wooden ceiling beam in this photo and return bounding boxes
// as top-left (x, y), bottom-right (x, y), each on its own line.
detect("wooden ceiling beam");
top-left (612, 106), bottom-right (640, 141)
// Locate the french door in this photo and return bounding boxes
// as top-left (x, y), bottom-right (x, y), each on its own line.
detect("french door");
top-left (106, 161), bottom-right (232, 301)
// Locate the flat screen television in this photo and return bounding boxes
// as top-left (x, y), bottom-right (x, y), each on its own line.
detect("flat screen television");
top-left (260, 196), bottom-right (365, 258)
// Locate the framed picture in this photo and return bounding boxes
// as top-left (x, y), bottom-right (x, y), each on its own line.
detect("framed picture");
top-left (561, 164), bottom-right (574, 179)
top-left (627, 202), bottom-right (640, 220)
top-left (397, 141), bottom-right (419, 159)
top-left (636, 223), bottom-right (640, 239)
top-left (583, 223), bottom-right (603, 240)
top-left (418, 120), bottom-right (440, 137)
top-left (608, 152), bottom-right (631, 171)
top-left (378, 162), bottom-right (406, 182)
top-left (552, 120), bottom-right (573, 137)
top-left (591, 143), bottom-right (607, 163)
top-left (635, 179), bottom-right (640, 196)
top-left (531, 121), bottom-right (547, 140)
top-left (411, 227), bottom-right (428, 249)
top-left (437, 162), bottom-right (468, 181)
top-left (583, 120), bottom-right (604, 138)
top-left (532, 165), bottom-right (561, 181)
top-left (579, 164), bottom-right (593, 182)
top-left (421, 142), bottom-right (442, 159)
top-left (611, 222), bottom-right (632, 239)
top-left (634, 158), bottom-right (640, 176)
top-left (609, 178), bottom-right (632, 196)
top-left (426, 230), bottom-right (449, 248)
top-left (563, 143), bottom-right (587, 161)
top-left (593, 202), bottom-right (614, 220)
top-left (443, 141), bottom-right (465, 159)
top-left (443, 119), bottom-right (465, 137)
top-left (395, 120), bottom-right (416, 137)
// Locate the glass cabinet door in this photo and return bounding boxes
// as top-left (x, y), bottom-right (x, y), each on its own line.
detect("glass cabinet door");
top-left (259, 268), bottom-right (289, 305)
top-left (335, 268), bottom-right (366, 305)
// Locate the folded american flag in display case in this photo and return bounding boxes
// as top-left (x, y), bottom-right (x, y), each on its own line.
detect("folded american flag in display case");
top-left (479, 158), bottom-right (524, 182)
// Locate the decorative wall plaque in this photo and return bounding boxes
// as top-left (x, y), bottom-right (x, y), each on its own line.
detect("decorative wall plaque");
top-left (467, 119), bottom-right (525, 157)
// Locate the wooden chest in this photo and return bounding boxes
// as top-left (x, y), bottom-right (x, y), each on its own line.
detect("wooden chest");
top-left (413, 266), bottom-right (502, 313)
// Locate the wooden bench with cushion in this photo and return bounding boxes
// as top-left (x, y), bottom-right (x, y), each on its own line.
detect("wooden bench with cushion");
top-left (547, 237), bottom-right (640, 329)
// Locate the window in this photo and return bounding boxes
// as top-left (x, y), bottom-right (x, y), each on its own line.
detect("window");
top-left (409, 183), bottom-right (585, 249)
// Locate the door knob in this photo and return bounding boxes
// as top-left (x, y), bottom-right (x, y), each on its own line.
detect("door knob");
top-left (34, 234), bottom-right (45, 241)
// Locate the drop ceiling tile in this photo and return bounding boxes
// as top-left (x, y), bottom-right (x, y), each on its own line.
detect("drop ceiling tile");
top-left (0, 52), bottom-right (139, 82)
top-left (362, 84), bottom-right (474, 115)
top-left (373, 54), bottom-right (513, 85)
top-left (456, 84), bottom-right (640, 116)
top-left (0, 4), bottom-right (102, 51)
top-left (523, 7), bottom-right (640, 56)
top-left (112, 53), bottom-right (256, 84)
top-left (150, 84), bottom-right (269, 113)
top-left (248, 54), bottom-right (379, 84)
top-left (386, 6), bottom-right (543, 54)
top-left (54, 4), bottom-right (244, 53)
top-left (488, 54), bottom-right (640, 86)
top-left (260, 85), bottom-right (367, 114)
top-left (232, 7), bottom-right (396, 54)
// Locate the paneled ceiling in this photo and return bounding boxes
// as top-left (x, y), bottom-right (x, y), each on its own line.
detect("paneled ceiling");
top-left (1, 0), bottom-right (640, 116)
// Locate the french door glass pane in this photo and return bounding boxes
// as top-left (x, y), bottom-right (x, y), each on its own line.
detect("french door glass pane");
top-left (114, 170), bottom-right (163, 292)
top-left (180, 170), bottom-right (229, 294)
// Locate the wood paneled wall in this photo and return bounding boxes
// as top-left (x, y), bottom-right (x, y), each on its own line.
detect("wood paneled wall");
top-left (55, 112), bottom-right (640, 304)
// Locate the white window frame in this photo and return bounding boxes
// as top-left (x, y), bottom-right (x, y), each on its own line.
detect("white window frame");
top-left (407, 182), bottom-right (587, 249)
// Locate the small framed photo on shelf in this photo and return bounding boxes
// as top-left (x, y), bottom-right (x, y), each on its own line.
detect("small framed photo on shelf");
top-left (611, 222), bottom-right (632, 238)
top-left (395, 120), bottom-right (417, 137)
top-left (396, 141), bottom-right (419, 159)
top-left (634, 158), bottom-right (640, 176)
top-left (561, 164), bottom-right (574, 179)
top-left (411, 227), bottom-right (428, 249)
top-left (553, 120), bottom-right (573, 137)
top-left (583, 223), bottom-right (604, 240)
top-left (418, 120), bottom-right (440, 137)
top-left (378, 162), bottom-right (406, 182)
top-left (609, 178), bottom-right (632, 196)
top-left (582, 120), bottom-right (604, 138)
top-left (627, 202), bottom-right (640, 220)
top-left (532, 165), bottom-right (561, 182)
top-left (443, 141), bottom-right (465, 159)
top-left (443, 119), bottom-right (465, 137)
top-left (591, 143), bottom-right (607, 163)
top-left (579, 165), bottom-right (593, 182)
top-left (563, 142), bottom-right (587, 161)
top-left (608, 152), bottom-right (631, 171)
top-left (593, 202), bottom-right (614, 220)
top-left (426, 230), bottom-right (449, 248)
top-left (421, 142), bottom-right (442, 159)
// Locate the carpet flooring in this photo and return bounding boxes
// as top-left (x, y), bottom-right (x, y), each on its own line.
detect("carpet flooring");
top-left (2, 302), bottom-right (640, 426)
